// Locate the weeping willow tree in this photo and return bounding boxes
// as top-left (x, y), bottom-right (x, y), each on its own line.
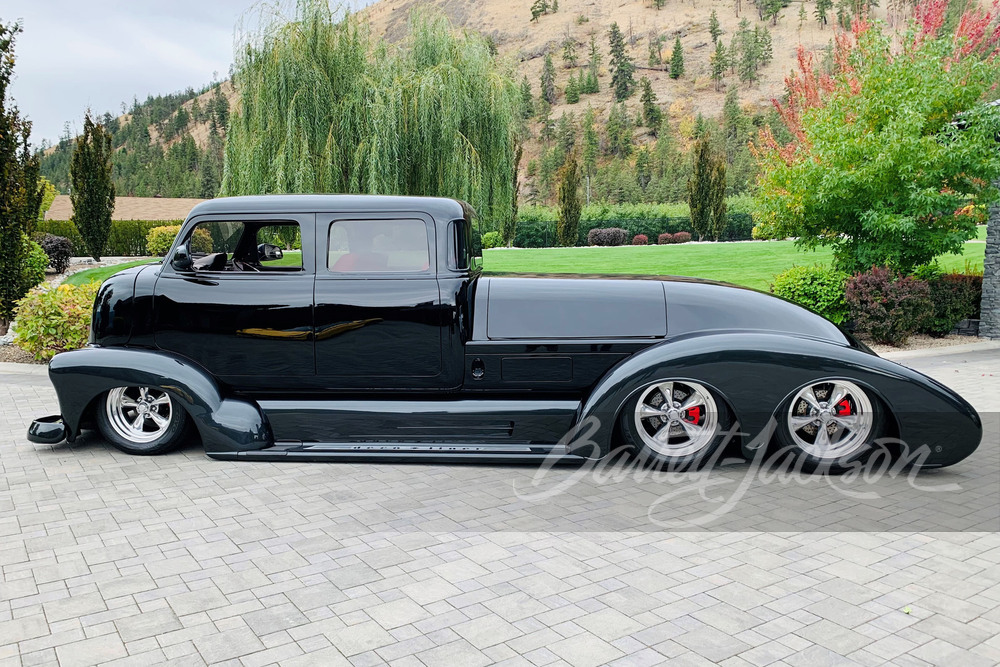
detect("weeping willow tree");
top-left (222, 1), bottom-right (522, 230)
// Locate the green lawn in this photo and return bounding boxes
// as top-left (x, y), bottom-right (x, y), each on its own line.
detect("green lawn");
top-left (64, 259), bottom-right (160, 286)
top-left (61, 241), bottom-right (986, 293)
top-left (64, 252), bottom-right (303, 286)
top-left (483, 238), bottom-right (986, 291)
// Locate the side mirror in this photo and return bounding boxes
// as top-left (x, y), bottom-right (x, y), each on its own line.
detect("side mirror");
top-left (257, 243), bottom-right (284, 262)
top-left (171, 245), bottom-right (193, 271)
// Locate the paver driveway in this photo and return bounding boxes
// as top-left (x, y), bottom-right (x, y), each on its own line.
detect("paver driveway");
top-left (1, 345), bottom-right (999, 666)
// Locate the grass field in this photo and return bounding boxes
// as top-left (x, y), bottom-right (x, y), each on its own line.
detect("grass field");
top-left (483, 238), bottom-right (987, 291)
top-left (63, 259), bottom-right (159, 286)
top-left (61, 238), bottom-right (987, 292)
top-left (64, 252), bottom-right (304, 286)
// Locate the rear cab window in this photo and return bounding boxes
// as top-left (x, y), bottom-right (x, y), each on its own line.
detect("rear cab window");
top-left (328, 219), bottom-right (431, 273)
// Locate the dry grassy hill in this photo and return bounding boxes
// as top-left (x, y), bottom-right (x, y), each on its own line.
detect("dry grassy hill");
top-left (44, 0), bottom-right (902, 197)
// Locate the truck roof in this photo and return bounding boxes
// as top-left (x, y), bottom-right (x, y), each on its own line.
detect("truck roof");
top-left (187, 194), bottom-right (473, 221)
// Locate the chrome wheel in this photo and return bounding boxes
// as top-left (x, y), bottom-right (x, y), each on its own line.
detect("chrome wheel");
top-left (633, 380), bottom-right (720, 457)
top-left (786, 380), bottom-right (874, 460)
top-left (105, 387), bottom-right (174, 445)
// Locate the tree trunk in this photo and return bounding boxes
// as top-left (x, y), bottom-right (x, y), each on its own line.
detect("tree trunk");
top-left (981, 189), bottom-right (1000, 339)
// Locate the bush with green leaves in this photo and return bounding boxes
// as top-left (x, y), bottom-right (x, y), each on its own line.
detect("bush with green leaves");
top-left (845, 267), bottom-right (933, 346)
top-left (921, 272), bottom-right (983, 336)
top-left (19, 237), bottom-right (48, 296)
top-left (482, 231), bottom-right (503, 249)
top-left (33, 233), bottom-right (73, 274)
top-left (14, 282), bottom-right (100, 361)
top-left (146, 225), bottom-right (211, 256)
top-left (771, 265), bottom-right (850, 324)
top-left (754, 3), bottom-right (1000, 273)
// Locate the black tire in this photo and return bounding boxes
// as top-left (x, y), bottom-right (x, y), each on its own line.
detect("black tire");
top-left (774, 379), bottom-right (888, 475)
top-left (619, 379), bottom-right (734, 471)
top-left (95, 386), bottom-right (189, 455)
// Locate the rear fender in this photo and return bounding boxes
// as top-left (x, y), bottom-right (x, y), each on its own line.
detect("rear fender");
top-left (49, 347), bottom-right (272, 452)
top-left (576, 332), bottom-right (981, 467)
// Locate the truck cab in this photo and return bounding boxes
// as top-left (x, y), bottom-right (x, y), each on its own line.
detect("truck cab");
top-left (139, 195), bottom-right (479, 393)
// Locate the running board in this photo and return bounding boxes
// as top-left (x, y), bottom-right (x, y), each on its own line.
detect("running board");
top-left (206, 441), bottom-right (587, 464)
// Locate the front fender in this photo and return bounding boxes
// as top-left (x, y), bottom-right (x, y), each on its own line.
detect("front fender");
top-left (49, 346), bottom-right (272, 452)
top-left (577, 332), bottom-right (982, 467)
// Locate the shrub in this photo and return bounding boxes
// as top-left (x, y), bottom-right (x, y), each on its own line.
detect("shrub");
top-left (33, 233), bottom-right (73, 274)
top-left (845, 267), bottom-right (933, 346)
top-left (37, 219), bottom-right (182, 256)
top-left (771, 265), bottom-right (850, 324)
top-left (632, 234), bottom-right (648, 245)
top-left (922, 273), bottom-right (983, 336)
top-left (146, 225), bottom-right (211, 256)
top-left (587, 227), bottom-right (629, 246)
top-left (13, 283), bottom-right (100, 361)
top-left (482, 230), bottom-right (503, 249)
top-left (657, 233), bottom-right (673, 244)
top-left (19, 238), bottom-right (49, 296)
top-left (672, 231), bottom-right (692, 244)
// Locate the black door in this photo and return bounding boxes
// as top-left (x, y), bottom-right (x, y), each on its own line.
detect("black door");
top-left (314, 214), bottom-right (445, 387)
top-left (153, 215), bottom-right (316, 388)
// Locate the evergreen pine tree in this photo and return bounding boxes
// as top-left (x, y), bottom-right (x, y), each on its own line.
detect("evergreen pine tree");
top-left (541, 52), bottom-right (557, 104)
top-left (639, 77), bottom-right (662, 128)
top-left (520, 76), bottom-right (534, 118)
top-left (562, 38), bottom-right (578, 67)
top-left (798, 1), bottom-right (808, 29)
top-left (608, 23), bottom-right (635, 101)
top-left (710, 41), bottom-right (727, 90)
top-left (552, 0), bottom-right (559, 12)
top-left (815, 0), bottom-right (832, 28)
top-left (565, 73), bottom-right (581, 103)
top-left (70, 113), bottom-right (116, 260)
top-left (584, 68), bottom-right (600, 93)
top-left (635, 146), bottom-right (652, 190)
top-left (605, 102), bottom-right (633, 157)
top-left (669, 37), bottom-right (685, 79)
top-left (709, 10), bottom-right (722, 42)
top-left (530, 0), bottom-right (548, 21)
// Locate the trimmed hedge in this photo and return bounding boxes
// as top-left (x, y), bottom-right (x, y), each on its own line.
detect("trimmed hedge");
top-left (510, 213), bottom-right (753, 248)
top-left (37, 220), bottom-right (181, 256)
top-left (587, 228), bottom-right (629, 246)
top-left (632, 234), bottom-right (648, 245)
top-left (772, 265), bottom-right (850, 324)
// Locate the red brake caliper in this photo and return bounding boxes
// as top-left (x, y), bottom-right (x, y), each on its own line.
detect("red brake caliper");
top-left (684, 406), bottom-right (702, 424)
top-left (835, 399), bottom-right (852, 416)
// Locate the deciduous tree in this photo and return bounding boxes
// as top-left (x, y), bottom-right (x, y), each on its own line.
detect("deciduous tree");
top-left (753, 4), bottom-right (1000, 273)
top-left (0, 21), bottom-right (43, 327)
top-left (557, 151), bottom-right (582, 246)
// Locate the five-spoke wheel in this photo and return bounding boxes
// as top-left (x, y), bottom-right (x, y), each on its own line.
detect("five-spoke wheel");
top-left (777, 379), bottom-right (884, 472)
top-left (96, 386), bottom-right (189, 455)
top-left (621, 380), bottom-right (729, 469)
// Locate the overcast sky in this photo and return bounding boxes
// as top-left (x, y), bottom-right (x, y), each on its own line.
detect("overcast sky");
top-left (5, 0), bottom-right (371, 146)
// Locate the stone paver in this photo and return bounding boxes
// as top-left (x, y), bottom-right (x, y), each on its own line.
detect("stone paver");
top-left (0, 345), bottom-right (998, 665)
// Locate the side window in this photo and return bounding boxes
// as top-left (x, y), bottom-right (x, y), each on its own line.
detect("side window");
top-left (183, 221), bottom-right (244, 272)
top-left (256, 223), bottom-right (303, 270)
top-left (328, 219), bottom-right (430, 273)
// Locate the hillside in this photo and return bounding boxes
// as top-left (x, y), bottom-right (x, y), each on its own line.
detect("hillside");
top-left (39, 0), bottom-right (889, 201)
